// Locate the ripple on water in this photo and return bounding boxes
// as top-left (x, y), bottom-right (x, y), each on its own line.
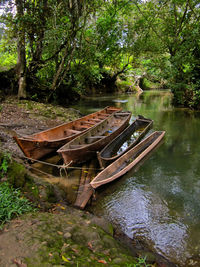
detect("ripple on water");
top-left (101, 183), bottom-right (189, 266)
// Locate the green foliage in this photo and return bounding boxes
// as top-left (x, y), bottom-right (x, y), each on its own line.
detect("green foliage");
top-left (128, 0), bottom-right (200, 108)
top-left (116, 78), bottom-right (135, 93)
top-left (31, 93), bottom-right (38, 101)
top-left (142, 78), bottom-right (160, 90)
top-left (134, 256), bottom-right (151, 267)
top-left (126, 256), bottom-right (151, 267)
top-left (0, 152), bottom-right (11, 178)
top-left (0, 38), bottom-right (17, 68)
top-left (0, 182), bottom-right (34, 227)
top-left (1, 0), bottom-right (200, 108)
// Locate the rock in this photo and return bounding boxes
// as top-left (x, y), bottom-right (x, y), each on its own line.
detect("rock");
top-left (113, 257), bottom-right (124, 264)
top-left (63, 232), bottom-right (72, 240)
top-left (63, 226), bottom-right (75, 233)
top-left (102, 235), bottom-right (117, 248)
top-left (72, 231), bottom-right (87, 244)
top-left (90, 217), bottom-right (114, 236)
top-left (84, 230), bottom-right (100, 242)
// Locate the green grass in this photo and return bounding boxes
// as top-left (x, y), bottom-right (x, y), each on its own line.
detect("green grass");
top-left (0, 182), bottom-right (35, 228)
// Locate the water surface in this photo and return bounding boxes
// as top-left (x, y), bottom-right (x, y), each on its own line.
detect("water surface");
top-left (72, 91), bottom-right (200, 266)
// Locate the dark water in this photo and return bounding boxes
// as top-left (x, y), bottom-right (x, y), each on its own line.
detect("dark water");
top-left (71, 91), bottom-right (200, 267)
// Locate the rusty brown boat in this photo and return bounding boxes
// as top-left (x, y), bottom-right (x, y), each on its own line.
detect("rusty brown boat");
top-left (57, 111), bottom-right (132, 165)
top-left (13, 106), bottom-right (121, 160)
top-left (90, 131), bottom-right (165, 189)
top-left (97, 116), bottom-right (153, 168)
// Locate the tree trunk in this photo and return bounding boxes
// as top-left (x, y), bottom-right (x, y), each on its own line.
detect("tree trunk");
top-left (16, 0), bottom-right (27, 99)
top-left (50, 40), bottom-right (76, 92)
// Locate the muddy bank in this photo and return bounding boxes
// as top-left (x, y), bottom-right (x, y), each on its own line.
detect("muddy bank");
top-left (0, 97), bottom-right (81, 158)
top-left (0, 209), bottom-right (138, 267)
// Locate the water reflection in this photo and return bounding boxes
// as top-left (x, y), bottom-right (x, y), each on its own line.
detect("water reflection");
top-left (72, 90), bottom-right (200, 266)
top-left (100, 182), bottom-right (188, 265)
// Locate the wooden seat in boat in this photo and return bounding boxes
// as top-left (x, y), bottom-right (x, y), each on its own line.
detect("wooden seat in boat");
top-left (67, 129), bottom-right (82, 134)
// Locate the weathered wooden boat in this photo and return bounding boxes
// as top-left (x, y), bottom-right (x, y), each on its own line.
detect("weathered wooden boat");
top-left (90, 131), bottom-right (165, 189)
top-left (57, 111), bottom-right (132, 165)
top-left (13, 106), bottom-right (121, 160)
top-left (97, 116), bottom-right (153, 168)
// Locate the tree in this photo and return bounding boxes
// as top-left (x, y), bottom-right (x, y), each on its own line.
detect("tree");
top-left (130, 0), bottom-right (200, 107)
top-left (15, 0), bottom-right (26, 99)
top-left (1, 0), bottom-right (200, 108)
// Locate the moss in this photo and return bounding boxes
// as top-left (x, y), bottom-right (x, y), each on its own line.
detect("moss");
top-left (108, 222), bottom-right (114, 236)
top-left (0, 152), bottom-right (64, 209)
top-left (41, 183), bottom-right (57, 203)
top-left (7, 160), bottom-right (26, 187)
top-left (22, 212), bottom-right (140, 267)
top-left (24, 180), bottom-right (40, 198)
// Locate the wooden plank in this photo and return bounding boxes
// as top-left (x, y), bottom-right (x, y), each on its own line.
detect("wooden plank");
top-left (87, 135), bottom-right (104, 139)
top-left (79, 125), bottom-right (91, 128)
top-left (88, 118), bottom-right (101, 122)
top-left (69, 144), bottom-right (87, 149)
top-left (83, 121), bottom-right (96, 126)
top-left (77, 164), bottom-right (87, 192)
top-left (74, 160), bottom-right (96, 209)
top-left (97, 115), bottom-right (109, 119)
top-left (114, 112), bottom-right (131, 116)
top-left (76, 185), bottom-right (93, 210)
top-left (67, 129), bottom-right (81, 134)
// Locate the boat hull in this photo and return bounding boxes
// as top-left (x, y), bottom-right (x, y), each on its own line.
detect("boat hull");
top-left (13, 106), bottom-right (121, 160)
top-left (57, 112), bottom-right (132, 165)
top-left (97, 117), bottom-right (153, 168)
top-left (90, 131), bottom-right (165, 189)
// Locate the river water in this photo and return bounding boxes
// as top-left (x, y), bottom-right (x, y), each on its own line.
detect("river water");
top-left (71, 90), bottom-right (200, 267)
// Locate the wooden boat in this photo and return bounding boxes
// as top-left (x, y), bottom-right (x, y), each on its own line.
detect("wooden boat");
top-left (13, 106), bottom-right (121, 160)
top-left (90, 131), bottom-right (165, 189)
top-left (57, 111), bottom-right (132, 165)
top-left (97, 116), bottom-right (153, 168)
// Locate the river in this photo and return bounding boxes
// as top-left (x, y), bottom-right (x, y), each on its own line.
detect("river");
top-left (71, 90), bottom-right (200, 267)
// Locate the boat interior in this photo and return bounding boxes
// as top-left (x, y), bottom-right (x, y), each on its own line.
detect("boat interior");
top-left (98, 132), bottom-right (162, 178)
top-left (64, 113), bottom-right (131, 149)
top-left (101, 118), bottom-right (152, 158)
top-left (27, 112), bottom-right (112, 141)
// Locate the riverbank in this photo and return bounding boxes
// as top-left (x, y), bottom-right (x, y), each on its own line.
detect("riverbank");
top-left (0, 96), bottom-right (173, 266)
top-left (0, 208), bottom-right (139, 266)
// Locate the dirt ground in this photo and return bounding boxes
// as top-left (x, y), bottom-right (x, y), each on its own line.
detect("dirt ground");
top-left (0, 96), bottom-right (81, 158)
top-left (0, 207), bottom-right (138, 267)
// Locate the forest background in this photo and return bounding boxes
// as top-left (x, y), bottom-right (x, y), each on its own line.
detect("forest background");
top-left (0, 0), bottom-right (200, 109)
